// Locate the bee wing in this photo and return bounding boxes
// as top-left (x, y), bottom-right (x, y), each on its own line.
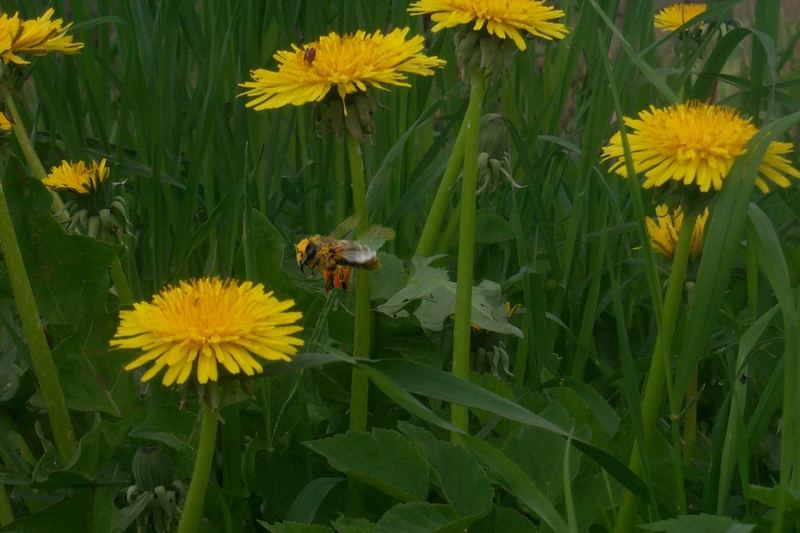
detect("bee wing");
top-left (357, 225), bottom-right (395, 252)
top-left (336, 242), bottom-right (378, 266)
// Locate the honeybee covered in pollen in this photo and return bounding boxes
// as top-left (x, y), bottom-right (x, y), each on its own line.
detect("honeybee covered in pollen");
top-left (295, 234), bottom-right (381, 293)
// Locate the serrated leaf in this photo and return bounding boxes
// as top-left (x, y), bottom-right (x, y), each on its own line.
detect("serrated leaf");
top-left (259, 522), bottom-right (333, 533)
top-left (374, 502), bottom-right (476, 533)
top-left (332, 516), bottom-right (375, 533)
top-left (639, 514), bottom-right (754, 533)
top-left (376, 257), bottom-right (522, 336)
top-left (304, 429), bottom-right (429, 502)
top-left (429, 441), bottom-right (493, 517)
top-left (130, 387), bottom-right (196, 451)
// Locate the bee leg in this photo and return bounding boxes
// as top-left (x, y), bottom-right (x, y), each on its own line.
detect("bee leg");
top-left (323, 268), bottom-right (335, 294)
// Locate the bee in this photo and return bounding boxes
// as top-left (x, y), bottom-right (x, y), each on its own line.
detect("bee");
top-left (295, 234), bottom-right (381, 292)
top-left (303, 46), bottom-right (316, 64)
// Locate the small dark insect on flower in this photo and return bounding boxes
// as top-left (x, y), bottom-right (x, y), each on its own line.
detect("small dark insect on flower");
top-left (303, 47), bottom-right (316, 64)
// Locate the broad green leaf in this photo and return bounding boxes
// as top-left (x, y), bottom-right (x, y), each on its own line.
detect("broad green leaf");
top-left (259, 522), bottom-right (333, 533)
top-left (428, 441), bottom-right (493, 517)
top-left (464, 436), bottom-right (568, 533)
top-left (376, 257), bottom-right (522, 336)
top-left (42, 344), bottom-right (119, 416)
top-left (0, 489), bottom-right (92, 532)
top-left (502, 402), bottom-right (581, 504)
top-left (374, 502), bottom-right (476, 533)
top-left (4, 168), bottom-right (117, 329)
top-left (331, 516), bottom-right (375, 533)
top-left (130, 387), bottom-right (196, 451)
top-left (371, 252), bottom-right (408, 301)
top-left (244, 208), bottom-right (292, 296)
top-left (362, 358), bottom-right (647, 499)
top-left (639, 514), bottom-right (754, 532)
top-left (304, 429), bottom-right (429, 502)
top-left (487, 506), bottom-right (538, 532)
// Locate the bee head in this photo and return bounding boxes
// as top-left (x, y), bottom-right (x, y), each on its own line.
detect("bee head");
top-left (295, 238), bottom-right (318, 272)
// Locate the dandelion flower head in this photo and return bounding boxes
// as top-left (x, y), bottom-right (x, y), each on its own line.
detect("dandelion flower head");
top-left (111, 278), bottom-right (304, 386)
top-left (408, 0), bottom-right (568, 50)
top-left (654, 3), bottom-right (707, 32)
top-left (239, 28), bottom-right (445, 111)
top-left (0, 112), bottom-right (10, 132)
top-left (0, 8), bottom-right (83, 64)
top-left (647, 204), bottom-right (708, 259)
top-left (602, 102), bottom-right (800, 193)
top-left (43, 159), bottom-right (109, 194)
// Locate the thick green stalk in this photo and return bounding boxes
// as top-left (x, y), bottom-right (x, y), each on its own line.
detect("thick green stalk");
top-left (0, 177), bottom-right (76, 463)
top-left (4, 92), bottom-right (67, 223)
top-left (0, 482), bottom-right (12, 526)
top-left (177, 402), bottom-right (219, 533)
top-left (346, 131), bottom-right (370, 433)
top-left (450, 72), bottom-right (486, 435)
top-left (616, 211), bottom-right (698, 532)
top-left (414, 117), bottom-right (467, 257)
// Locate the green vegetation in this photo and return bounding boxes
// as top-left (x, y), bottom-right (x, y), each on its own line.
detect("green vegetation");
top-left (0, 1), bottom-right (799, 532)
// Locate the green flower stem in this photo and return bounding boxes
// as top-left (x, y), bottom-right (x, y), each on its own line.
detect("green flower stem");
top-left (450, 71), bottom-right (485, 435)
top-left (177, 401), bottom-right (219, 533)
top-left (345, 130), bottom-right (371, 433)
top-left (4, 91), bottom-right (67, 223)
top-left (0, 481), bottom-right (13, 526)
top-left (414, 114), bottom-right (467, 258)
top-left (110, 255), bottom-right (133, 307)
top-left (0, 177), bottom-right (76, 463)
top-left (334, 135), bottom-right (347, 225)
top-left (616, 211), bottom-right (697, 533)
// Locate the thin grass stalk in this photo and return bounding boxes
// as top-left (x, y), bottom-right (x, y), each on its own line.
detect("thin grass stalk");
top-left (450, 71), bottom-right (486, 435)
top-left (346, 130), bottom-right (371, 433)
top-left (414, 118), bottom-right (467, 257)
top-left (616, 211), bottom-right (698, 532)
top-left (177, 401), bottom-right (219, 533)
top-left (0, 482), bottom-right (12, 526)
top-left (682, 372), bottom-right (698, 464)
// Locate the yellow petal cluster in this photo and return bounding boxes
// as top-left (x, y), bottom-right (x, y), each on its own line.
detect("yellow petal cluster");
top-left (43, 159), bottom-right (109, 194)
top-left (0, 112), bottom-right (10, 132)
top-left (239, 28), bottom-right (445, 111)
top-left (111, 278), bottom-right (304, 386)
top-left (0, 8), bottom-right (83, 64)
top-left (647, 204), bottom-right (708, 260)
top-left (654, 3), bottom-right (707, 32)
top-left (602, 102), bottom-right (800, 193)
top-left (408, 0), bottom-right (568, 50)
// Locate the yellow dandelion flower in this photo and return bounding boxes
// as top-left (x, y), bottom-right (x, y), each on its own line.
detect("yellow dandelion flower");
top-left (0, 8), bottom-right (83, 65)
top-left (43, 159), bottom-right (109, 194)
top-left (602, 102), bottom-right (800, 193)
top-left (654, 3), bottom-right (707, 32)
top-left (111, 278), bottom-right (304, 386)
top-left (0, 112), bottom-right (11, 132)
top-left (239, 28), bottom-right (445, 111)
top-left (647, 204), bottom-right (708, 259)
top-left (408, 0), bottom-right (568, 51)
